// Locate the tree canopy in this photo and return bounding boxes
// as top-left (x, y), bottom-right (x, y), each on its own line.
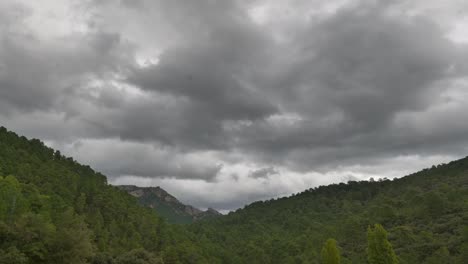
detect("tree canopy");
top-left (321, 239), bottom-right (341, 264)
top-left (1, 126), bottom-right (467, 263)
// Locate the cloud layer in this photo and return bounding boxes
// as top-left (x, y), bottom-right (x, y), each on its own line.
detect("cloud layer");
top-left (1, 0), bottom-right (468, 210)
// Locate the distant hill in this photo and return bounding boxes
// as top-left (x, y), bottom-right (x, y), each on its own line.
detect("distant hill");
top-left (117, 185), bottom-right (220, 224)
top-left (1, 125), bottom-right (467, 263)
top-left (190, 157), bottom-right (468, 263)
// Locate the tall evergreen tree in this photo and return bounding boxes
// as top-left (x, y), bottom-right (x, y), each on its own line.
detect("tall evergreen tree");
top-left (321, 238), bottom-right (341, 264)
top-left (367, 224), bottom-right (399, 264)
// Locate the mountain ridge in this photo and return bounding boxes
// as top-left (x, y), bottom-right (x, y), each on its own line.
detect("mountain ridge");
top-left (1, 126), bottom-right (467, 263)
top-left (189, 155), bottom-right (468, 263)
top-left (117, 185), bottom-right (221, 224)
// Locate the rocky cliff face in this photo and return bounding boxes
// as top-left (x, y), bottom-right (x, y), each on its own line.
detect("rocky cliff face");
top-left (117, 185), bottom-right (220, 223)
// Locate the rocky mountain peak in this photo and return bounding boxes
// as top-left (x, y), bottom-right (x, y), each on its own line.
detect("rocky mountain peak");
top-left (116, 185), bottom-right (220, 223)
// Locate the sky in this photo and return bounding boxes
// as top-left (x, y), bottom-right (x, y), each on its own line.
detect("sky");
top-left (1, 0), bottom-right (468, 212)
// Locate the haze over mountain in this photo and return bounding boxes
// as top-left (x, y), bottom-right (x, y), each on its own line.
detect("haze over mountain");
top-left (2, 0), bottom-right (468, 211)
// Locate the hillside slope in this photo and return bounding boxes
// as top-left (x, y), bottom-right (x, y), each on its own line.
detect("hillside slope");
top-left (117, 185), bottom-right (220, 224)
top-left (190, 157), bottom-right (468, 263)
top-left (0, 127), bottom-right (222, 263)
top-left (1, 126), bottom-right (467, 263)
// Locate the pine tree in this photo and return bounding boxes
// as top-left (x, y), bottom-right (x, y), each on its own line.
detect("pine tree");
top-left (321, 238), bottom-right (341, 264)
top-left (367, 224), bottom-right (399, 264)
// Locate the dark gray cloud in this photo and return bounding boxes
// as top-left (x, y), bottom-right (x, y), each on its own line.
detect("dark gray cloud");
top-left (57, 139), bottom-right (222, 181)
top-left (122, 0), bottom-right (278, 148)
top-left (223, 2), bottom-right (468, 170)
top-left (0, 21), bottom-right (131, 114)
top-left (249, 167), bottom-right (279, 179)
top-left (1, 0), bottom-right (468, 210)
top-left (124, 39), bottom-right (277, 147)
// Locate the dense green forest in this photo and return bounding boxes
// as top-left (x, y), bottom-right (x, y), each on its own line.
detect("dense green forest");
top-left (190, 156), bottom-right (468, 263)
top-left (0, 127), bottom-right (222, 263)
top-left (0, 126), bottom-right (467, 263)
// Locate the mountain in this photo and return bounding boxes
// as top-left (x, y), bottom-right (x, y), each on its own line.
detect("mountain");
top-left (189, 158), bottom-right (468, 263)
top-left (1, 126), bottom-right (467, 264)
top-left (117, 185), bottom-right (221, 224)
top-left (0, 127), bottom-right (221, 263)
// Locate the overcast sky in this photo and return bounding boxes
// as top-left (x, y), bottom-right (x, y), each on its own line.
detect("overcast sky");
top-left (1, 0), bottom-right (468, 211)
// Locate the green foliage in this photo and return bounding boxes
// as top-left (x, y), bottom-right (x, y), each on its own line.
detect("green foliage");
top-left (424, 247), bottom-right (452, 264)
top-left (321, 239), bottom-right (341, 264)
top-left (0, 176), bottom-right (93, 263)
top-left (0, 246), bottom-right (28, 264)
top-left (457, 243), bottom-right (468, 264)
top-left (115, 248), bottom-right (163, 264)
top-left (137, 192), bottom-right (193, 224)
top-left (49, 208), bottom-right (95, 264)
top-left (190, 155), bottom-right (468, 263)
top-left (0, 127), bottom-right (216, 263)
top-left (1, 126), bottom-right (467, 263)
top-left (367, 224), bottom-right (398, 264)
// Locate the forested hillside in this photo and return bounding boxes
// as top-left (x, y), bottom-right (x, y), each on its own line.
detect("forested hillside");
top-left (1, 126), bottom-right (467, 264)
top-left (0, 127), bottom-right (222, 263)
top-left (190, 157), bottom-right (468, 263)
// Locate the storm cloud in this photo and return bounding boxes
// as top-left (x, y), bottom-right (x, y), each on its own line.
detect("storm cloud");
top-left (1, 0), bottom-right (468, 210)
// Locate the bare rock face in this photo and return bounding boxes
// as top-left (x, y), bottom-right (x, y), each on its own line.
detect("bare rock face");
top-left (116, 185), bottom-right (221, 223)
top-left (184, 205), bottom-right (203, 216)
top-left (128, 189), bottom-right (144, 198)
top-left (206, 208), bottom-right (222, 215)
